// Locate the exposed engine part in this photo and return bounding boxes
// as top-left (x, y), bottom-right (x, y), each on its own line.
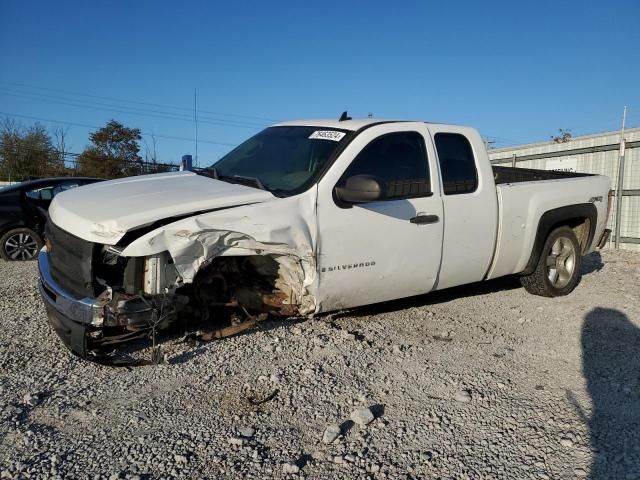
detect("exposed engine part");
top-left (102, 292), bottom-right (189, 330)
top-left (144, 253), bottom-right (182, 295)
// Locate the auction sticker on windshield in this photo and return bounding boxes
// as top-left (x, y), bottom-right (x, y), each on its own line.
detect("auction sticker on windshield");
top-left (309, 130), bottom-right (346, 142)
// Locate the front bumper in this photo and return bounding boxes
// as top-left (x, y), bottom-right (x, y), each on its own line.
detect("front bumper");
top-left (38, 248), bottom-right (103, 357)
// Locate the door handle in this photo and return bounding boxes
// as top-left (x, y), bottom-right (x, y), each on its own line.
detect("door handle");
top-left (410, 214), bottom-right (439, 225)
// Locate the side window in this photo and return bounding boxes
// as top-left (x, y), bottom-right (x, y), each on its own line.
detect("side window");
top-left (25, 190), bottom-right (40, 200)
top-left (40, 189), bottom-right (53, 200)
top-left (340, 131), bottom-right (430, 200)
top-left (25, 187), bottom-right (54, 200)
top-left (434, 133), bottom-right (478, 195)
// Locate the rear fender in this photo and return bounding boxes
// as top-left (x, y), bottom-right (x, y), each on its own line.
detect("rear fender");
top-left (522, 203), bottom-right (597, 275)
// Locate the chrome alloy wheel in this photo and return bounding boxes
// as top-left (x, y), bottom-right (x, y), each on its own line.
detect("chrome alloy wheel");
top-left (545, 236), bottom-right (576, 288)
top-left (4, 232), bottom-right (39, 260)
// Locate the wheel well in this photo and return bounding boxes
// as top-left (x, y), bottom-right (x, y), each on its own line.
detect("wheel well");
top-left (522, 204), bottom-right (597, 275)
top-left (190, 255), bottom-right (304, 318)
top-left (0, 221), bottom-right (32, 239)
top-left (563, 217), bottom-right (591, 252)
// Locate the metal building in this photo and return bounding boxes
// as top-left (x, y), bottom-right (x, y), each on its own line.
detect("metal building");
top-left (488, 128), bottom-right (640, 252)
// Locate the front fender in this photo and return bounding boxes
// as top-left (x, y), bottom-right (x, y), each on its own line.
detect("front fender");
top-left (119, 193), bottom-right (319, 313)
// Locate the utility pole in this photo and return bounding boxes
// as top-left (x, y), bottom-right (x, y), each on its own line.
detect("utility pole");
top-left (194, 88), bottom-right (199, 168)
top-left (482, 138), bottom-right (496, 152)
top-left (614, 105), bottom-right (628, 249)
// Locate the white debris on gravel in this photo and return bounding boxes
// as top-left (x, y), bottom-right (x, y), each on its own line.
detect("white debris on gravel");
top-left (282, 461), bottom-right (300, 474)
top-left (454, 389), bottom-right (472, 403)
top-left (238, 426), bottom-right (255, 438)
top-left (0, 250), bottom-right (639, 478)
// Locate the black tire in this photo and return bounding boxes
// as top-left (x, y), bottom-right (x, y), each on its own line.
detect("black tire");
top-left (520, 226), bottom-right (582, 297)
top-left (0, 228), bottom-right (43, 261)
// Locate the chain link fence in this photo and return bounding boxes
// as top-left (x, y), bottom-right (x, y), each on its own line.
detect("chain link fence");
top-left (0, 153), bottom-right (179, 187)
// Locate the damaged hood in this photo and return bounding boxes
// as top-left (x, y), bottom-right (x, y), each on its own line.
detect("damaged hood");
top-left (48, 171), bottom-right (275, 244)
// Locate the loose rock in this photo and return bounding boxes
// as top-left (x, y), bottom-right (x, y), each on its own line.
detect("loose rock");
top-left (238, 426), bottom-right (255, 438)
top-left (322, 424), bottom-right (341, 444)
top-left (351, 407), bottom-right (375, 426)
top-left (454, 390), bottom-right (472, 403)
top-left (282, 462), bottom-right (300, 474)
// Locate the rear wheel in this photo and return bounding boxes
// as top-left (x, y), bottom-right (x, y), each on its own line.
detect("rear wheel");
top-left (0, 228), bottom-right (43, 261)
top-left (520, 226), bottom-right (582, 297)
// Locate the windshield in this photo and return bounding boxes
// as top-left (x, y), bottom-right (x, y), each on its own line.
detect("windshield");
top-left (211, 126), bottom-right (350, 195)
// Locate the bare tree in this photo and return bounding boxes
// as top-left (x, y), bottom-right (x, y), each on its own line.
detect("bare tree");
top-left (52, 126), bottom-right (71, 175)
top-left (551, 128), bottom-right (572, 144)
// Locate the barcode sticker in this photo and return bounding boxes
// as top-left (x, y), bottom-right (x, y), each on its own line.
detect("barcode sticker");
top-left (309, 130), bottom-right (346, 142)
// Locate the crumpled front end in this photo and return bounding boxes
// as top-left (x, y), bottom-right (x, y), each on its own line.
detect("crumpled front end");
top-left (38, 196), bottom-right (318, 360)
top-left (127, 225), bottom-right (317, 316)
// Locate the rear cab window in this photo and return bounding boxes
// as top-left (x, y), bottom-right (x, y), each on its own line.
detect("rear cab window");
top-left (434, 133), bottom-right (478, 195)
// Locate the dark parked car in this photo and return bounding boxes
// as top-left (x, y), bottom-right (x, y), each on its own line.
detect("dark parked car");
top-left (0, 177), bottom-right (102, 260)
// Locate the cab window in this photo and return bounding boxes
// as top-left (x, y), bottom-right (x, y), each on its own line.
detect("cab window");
top-left (434, 133), bottom-right (478, 195)
top-left (340, 131), bottom-right (430, 200)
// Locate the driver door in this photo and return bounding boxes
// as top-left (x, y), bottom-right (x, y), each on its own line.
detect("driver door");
top-left (315, 123), bottom-right (444, 311)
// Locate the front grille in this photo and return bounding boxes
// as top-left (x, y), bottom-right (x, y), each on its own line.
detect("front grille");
top-left (45, 221), bottom-right (95, 299)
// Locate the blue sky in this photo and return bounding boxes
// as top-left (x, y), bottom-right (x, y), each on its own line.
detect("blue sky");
top-left (1, 0), bottom-right (638, 165)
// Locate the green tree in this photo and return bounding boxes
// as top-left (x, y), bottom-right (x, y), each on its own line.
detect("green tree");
top-left (0, 119), bottom-right (64, 181)
top-left (77, 120), bottom-right (143, 179)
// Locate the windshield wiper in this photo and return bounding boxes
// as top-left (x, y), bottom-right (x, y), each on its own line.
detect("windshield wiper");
top-left (223, 175), bottom-right (266, 190)
top-left (195, 166), bottom-right (219, 179)
top-left (195, 167), bottom-right (266, 191)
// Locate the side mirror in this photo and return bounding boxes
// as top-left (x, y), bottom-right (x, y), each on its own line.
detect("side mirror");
top-left (335, 174), bottom-right (385, 204)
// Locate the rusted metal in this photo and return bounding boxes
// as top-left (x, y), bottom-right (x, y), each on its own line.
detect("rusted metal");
top-left (261, 291), bottom-right (299, 316)
top-left (199, 313), bottom-right (268, 341)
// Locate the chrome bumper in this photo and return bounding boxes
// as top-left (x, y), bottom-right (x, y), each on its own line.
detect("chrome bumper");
top-left (38, 248), bottom-right (103, 326)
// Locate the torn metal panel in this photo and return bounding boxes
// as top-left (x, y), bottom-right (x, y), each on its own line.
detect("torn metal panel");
top-left (120, 194), bottom-right (320, 314)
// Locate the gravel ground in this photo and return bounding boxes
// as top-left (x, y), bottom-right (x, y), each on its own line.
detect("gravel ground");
top-left (0, 249), bottom-right (639, 479)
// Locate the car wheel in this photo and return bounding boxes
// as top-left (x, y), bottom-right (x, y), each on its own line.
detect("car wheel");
top-left (520, 226), bottom-right (582, 297)
top-left (0, 228), bottom-right (43, 261)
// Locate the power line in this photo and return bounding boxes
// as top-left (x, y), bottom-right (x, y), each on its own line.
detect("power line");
top-left (0, 90), bottom-right (269, 130)
top-left (0, 111), bottom-right (238, 147)
top-left (0, 81), bottom-right (280, 123)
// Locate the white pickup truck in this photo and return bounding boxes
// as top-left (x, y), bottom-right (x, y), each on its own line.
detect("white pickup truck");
top-left (38, 117), bottom-right (611, 360)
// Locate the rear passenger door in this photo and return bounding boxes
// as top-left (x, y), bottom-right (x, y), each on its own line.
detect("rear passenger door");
top-left (428, 126), bottom-right (498, 289)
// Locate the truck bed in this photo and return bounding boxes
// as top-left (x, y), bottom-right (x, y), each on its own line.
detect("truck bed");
top-left (487, 173), bottom-right (611, 281)
top-left (492, 165), bottom-right (592, 184)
